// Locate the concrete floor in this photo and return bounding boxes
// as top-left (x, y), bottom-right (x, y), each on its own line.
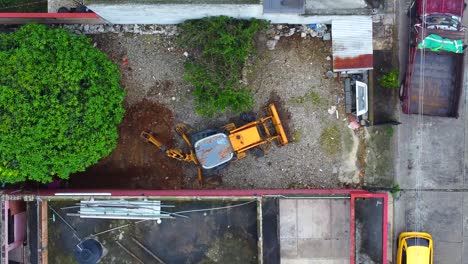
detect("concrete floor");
top-left (394, 0), bottom-right (468, 263)
top-left (47, 0), bottom-right (78, 13)
top-left (279, 198), bottom-right (350, 264)
top-left (305, 0), bottom-right (368, 10)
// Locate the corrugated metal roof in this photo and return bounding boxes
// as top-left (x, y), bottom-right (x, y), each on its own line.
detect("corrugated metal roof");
top-left (332, 17), bottom-right (373, 72)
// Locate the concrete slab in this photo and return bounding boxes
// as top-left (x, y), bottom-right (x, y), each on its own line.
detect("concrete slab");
top-left (332, 239), bottom-right (350, 258)
top-left (304, 0), bottom-right (367, 10)
top-left (281, 237), bottom-right (299, 258)
top-left (280, 198), bottom-right (349, 263)
top-left (396, 115), bottom-right (465, 190)
top-left (280, 199), bottom-right (298, 239)
top-left (297, 199), bottom-right (331, 239)
top-left (331, 200), bottom-right (350, 238)
top-left (397, 191), bottom-right (463, 243)
top-left (463, 193), bottom-right (468, 236)
top-left (48, 0), bottom-right (78, 12)
top-left (463, 238), bottom-right (468, 264)
top-left (435, 241), bottom-right (462, 264)
top-left (298, 239), bottom-right (333, 258)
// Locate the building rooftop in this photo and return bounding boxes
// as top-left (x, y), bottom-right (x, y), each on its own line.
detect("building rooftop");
top-left (2, 190), bottom-right (389, 263)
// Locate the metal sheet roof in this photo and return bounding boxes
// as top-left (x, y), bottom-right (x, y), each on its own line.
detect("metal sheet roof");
top-left (332, 17), bottom-right (373, 72)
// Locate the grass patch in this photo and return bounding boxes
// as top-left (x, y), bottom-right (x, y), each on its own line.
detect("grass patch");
top-left (386, 126), bottom-right (394, 137)
top-left (390, 183), bottom-right (401, 196)
top-left (364, 127), bottom-right (395, 187)
top-left (178, 16), bottom-right (268, 117)
top-left (310, 91), bottom-right (322, 105)
top-left (319, 125), bottom-right (342, 156)
top-left (378, 68), bottom-right (399, 90)
top-left (290, 89), bottom-right (325, 107)
top-left (342, 128), bottom-right (354, 153)
top-left (292, 129), bottom-right (303, 143)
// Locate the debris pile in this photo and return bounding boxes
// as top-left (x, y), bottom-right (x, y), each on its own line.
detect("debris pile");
top-left (265, 24), bottom-right (331, 50)
top-left (52, 23), bottom-right (333, 51)
top-left (52, 24), bottom-right (179, 36)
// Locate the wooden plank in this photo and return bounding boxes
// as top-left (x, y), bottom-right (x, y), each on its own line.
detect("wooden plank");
top-left (41, 201), bottom-right (48, 264)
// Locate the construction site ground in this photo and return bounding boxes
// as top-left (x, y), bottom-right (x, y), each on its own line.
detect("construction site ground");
top-left (67, 31), bottom-right (367, 189)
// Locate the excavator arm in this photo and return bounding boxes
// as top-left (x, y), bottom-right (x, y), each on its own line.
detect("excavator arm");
top-left (140, 131), bottom-right (204, 185)
top-left (140, 131), bottom-right (196, 163)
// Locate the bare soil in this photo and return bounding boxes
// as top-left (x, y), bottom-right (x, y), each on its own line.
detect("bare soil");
top-left (67, 31), bottom-right (363, 190)
top-left (68, 99), bottom-right (184, 189)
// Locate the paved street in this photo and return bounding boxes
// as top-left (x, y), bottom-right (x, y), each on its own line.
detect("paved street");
top-left (394, 0), bottom-right (468, 263)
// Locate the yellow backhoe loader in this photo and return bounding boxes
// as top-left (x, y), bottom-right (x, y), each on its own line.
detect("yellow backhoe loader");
top-left (141, 103), bottom-right (288, 184)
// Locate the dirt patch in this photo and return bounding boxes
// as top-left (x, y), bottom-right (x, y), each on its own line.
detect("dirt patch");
top-left (66, 32), bottom-right (361, 189)
top-left (373, 50), bottom-right (399, 124)
top-left (68, 99), bottom-right (184, 189)
top-left (319, 125), bottom-right (342, 156)
top-left (364, 126), bottom-right (395, 187)
top-left (221, 35), bottom-right (350, 189)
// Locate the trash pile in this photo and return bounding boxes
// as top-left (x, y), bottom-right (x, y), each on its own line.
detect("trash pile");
top-left (266, 24), bottom-right (331, 50)
top-left (52, 23), bottom-right (333, 49)
top-left (51, 24), bottom-right (178, 36)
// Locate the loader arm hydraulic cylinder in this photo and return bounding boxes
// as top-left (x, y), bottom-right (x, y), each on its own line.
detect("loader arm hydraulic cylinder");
top-left (141, 131), bottom-right (197, 164)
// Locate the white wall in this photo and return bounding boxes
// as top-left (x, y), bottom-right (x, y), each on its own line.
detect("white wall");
top-left (88, 4), bottom-right (367, 24)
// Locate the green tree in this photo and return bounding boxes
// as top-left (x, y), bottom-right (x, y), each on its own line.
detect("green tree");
top-left (0, 24), bottom-right (125, 183)
top-left (179, 16), bottom-right (268, 117)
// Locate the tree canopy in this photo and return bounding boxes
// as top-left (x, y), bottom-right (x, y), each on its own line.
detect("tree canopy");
top-left (0, 24), bottom-right (125, 183)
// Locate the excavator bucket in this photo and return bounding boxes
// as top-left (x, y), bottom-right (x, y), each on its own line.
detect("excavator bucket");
top-left (268, 104), bottom-right (288, 145)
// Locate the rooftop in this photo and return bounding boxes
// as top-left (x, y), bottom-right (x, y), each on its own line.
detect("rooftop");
top-left (2, 190), bottom-right (390, 264)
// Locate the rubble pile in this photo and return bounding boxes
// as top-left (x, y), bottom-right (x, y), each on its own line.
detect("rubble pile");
top-left (52, 24), bottom-right (179, 36)
top-left (265, 24), bottom-right (331, 50)
top-left (52, 23), bottom-right (331, 51)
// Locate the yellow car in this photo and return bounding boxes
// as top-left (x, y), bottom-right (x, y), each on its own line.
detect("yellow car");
top-left (397, 232), bottom-right (433, 264)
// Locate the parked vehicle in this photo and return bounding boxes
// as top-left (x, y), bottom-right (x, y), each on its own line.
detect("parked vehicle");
top-left (401, 0), bottom-right (465, 117)
top-left (397, 232), bottom-right (433, 264)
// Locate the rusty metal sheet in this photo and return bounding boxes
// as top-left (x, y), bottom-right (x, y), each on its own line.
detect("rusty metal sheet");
top-left (332, 17), bottom-right (373, 72)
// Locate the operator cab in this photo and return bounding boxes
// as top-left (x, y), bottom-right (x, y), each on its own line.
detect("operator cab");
top-left (193, 133), bottom-right (234, 170)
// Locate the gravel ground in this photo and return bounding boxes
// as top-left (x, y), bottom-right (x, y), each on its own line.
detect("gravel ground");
top-left (222, 34), bottom-right (359, 188)
top-left (90, 30), bottom-right (362, 189)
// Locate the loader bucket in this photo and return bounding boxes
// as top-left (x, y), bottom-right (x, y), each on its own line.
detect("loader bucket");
top-left (269, 104), bottom-right (288, 145)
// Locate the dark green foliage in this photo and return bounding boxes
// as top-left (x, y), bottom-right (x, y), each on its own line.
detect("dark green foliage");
top-left (378, 68), bottom-right (399, 89)
top-left (0, 24), bottom-right (125, 183)
top-left (179, 16), bottom-right (268, 117)
top-left (0, 0), bottom-right (47, 12)
top-left (390, 184), bottom-right (401, 196)
top-left (0, 0), bottom-right (14, 7)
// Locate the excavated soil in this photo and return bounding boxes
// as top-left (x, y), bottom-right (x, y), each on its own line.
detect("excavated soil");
top-left (68, 99), bottom-right (184, 189)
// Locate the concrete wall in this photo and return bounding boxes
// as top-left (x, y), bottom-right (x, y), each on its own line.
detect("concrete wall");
top-left (87, 4), bottom-right (369, 24)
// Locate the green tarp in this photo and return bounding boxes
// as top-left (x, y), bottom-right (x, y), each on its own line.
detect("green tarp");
top-left (418, 34), bottom-right (464, 53)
